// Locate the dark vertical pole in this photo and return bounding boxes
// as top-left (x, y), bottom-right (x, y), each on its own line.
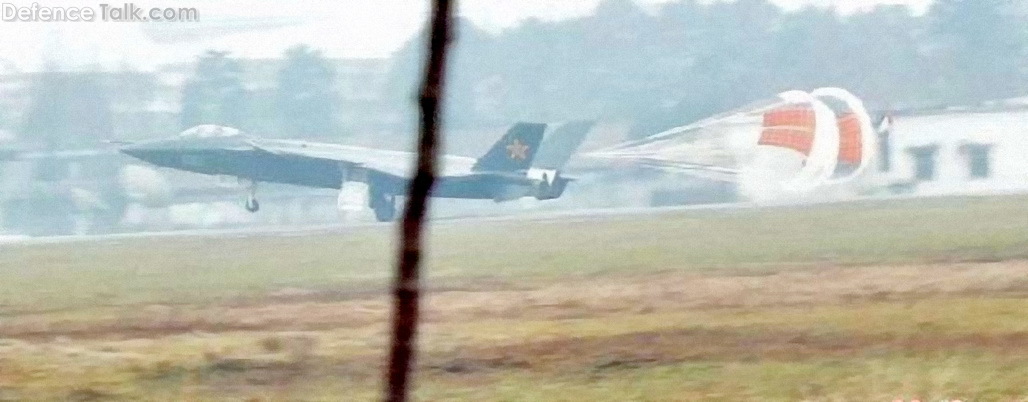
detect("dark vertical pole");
top-left (384, 1), bottom-right (453, 401)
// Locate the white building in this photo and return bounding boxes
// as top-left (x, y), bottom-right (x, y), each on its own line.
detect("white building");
top-left (882, 107), bottom-right (1028, 196)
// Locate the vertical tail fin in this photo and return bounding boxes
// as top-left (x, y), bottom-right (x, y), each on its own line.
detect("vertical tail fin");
top-left (533, 120), bottom-right (595, 170)
top-left (473, 122), bottom-right (546, 172)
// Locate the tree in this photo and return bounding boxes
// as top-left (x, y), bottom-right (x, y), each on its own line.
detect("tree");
top-left (843, 5), bottom-right (927, 108)
top-left (385, 18), bottom-right (497, 132)
top-left (926, 0), bottom-right (1028, 102)
top-left (21, 72), bottom-right (113, 150)
top-left (180, 50), bottom-right (248, 130)
top-left (276, 45), bottom-right (340, 139)
top-left (584, 0), bottom-right (663, 117)
top-left (374, 0), bottom-right (1028, 141)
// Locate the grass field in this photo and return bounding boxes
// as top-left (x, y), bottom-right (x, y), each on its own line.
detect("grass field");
top-left (2, 195), bottom-right (1028, 400)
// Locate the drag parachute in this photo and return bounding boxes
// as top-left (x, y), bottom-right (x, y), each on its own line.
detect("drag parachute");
top-left (810, 87), bottom-right (877, 185)
top-left (587, 89), bottom-right (846, 199)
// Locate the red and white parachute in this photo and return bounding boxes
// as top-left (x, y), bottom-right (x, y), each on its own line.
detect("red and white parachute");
top-left (811, 87), bottom-right (877, 185)
top-left (587, 87), bottom-right (874, 199)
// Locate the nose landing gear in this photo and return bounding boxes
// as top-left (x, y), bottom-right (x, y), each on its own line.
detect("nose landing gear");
top-left (244, 181), bottom-right (260, 213)
top-left (245, 196), bottom-right (260, 213)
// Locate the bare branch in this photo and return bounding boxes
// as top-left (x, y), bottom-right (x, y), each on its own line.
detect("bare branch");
top-left (384, 0), bottom-right (453, 401)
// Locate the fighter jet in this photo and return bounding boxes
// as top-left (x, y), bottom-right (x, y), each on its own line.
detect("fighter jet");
top-left (119, 123), bottom-right (585, 222)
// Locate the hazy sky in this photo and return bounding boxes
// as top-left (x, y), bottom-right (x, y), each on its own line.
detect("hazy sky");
top-left (0, 0), bottom-right (933, 72)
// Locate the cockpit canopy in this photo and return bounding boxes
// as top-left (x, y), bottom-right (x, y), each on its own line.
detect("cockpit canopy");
top-left (179, 125), bottom-right (242, 138)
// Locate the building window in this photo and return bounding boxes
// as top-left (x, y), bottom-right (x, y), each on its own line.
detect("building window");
top-left (907, 145), bottom-right (938, 182)
top-left (962, 143), bottom-right (992, 179)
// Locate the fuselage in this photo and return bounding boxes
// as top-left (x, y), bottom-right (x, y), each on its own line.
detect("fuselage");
top-left (120, 134), bottom-right (545, 201)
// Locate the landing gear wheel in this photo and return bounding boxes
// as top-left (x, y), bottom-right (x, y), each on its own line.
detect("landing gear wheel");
top-left (370, 192), bottom-right (396, 222)
top-left (373, 203), bottom-right (395, 222)
top-left (245, 197), bottom-right (260, 213)
top-left (537, 173), bottom-right (552, 198)
top-left (244, 181), bottom-right (260, 213)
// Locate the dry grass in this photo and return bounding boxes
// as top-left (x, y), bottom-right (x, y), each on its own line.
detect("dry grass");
top-left (3, 260), bottom-right (1027, 340)
top-left (2, 260), bottom-right (1028, 400)
top-left (3, 195), bottom-right (1028, 400)
top-left (2, 195), bottom-right (1028, 312)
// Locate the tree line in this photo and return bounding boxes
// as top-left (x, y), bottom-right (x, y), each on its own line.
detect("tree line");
top-left (16, 45), bottom-right (340, 149)
top-left (15, 0), bottom-right (1028, 148)
top-left (388, 0), bottom-right (1028, 137)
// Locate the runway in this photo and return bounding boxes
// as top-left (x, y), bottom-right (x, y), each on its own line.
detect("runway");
top-left (0, 202), bottom-right (755, 246)
top-left (0, 192), bottom-right (1014, 247)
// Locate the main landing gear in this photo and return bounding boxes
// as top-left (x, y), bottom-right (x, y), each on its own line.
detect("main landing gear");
top-left (369, 187), bottom-right (397, 222)
top-left (245, 181), bottom-right (260, 213)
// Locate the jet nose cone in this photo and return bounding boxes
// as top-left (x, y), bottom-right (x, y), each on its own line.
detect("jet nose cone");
top-left (120, 140), bottom-right (181, 167)
top-left (119, 142), bottom-right (156, 160)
